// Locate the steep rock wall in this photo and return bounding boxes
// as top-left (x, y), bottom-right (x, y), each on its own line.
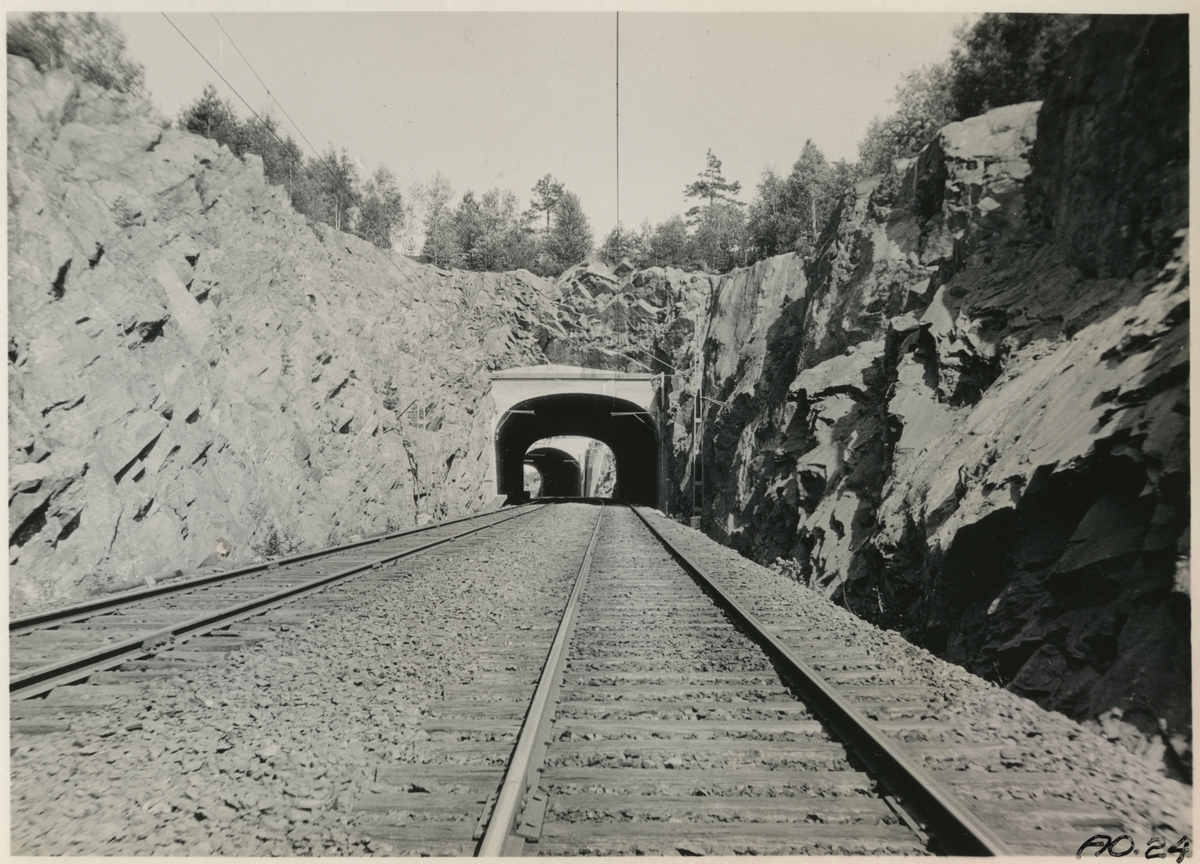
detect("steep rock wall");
top-left (6, 15), bottom-right (1189, 776)
top-left (7, 56), bottom-right (717, 616)
top-left (7, 57), bottom-right (570, 612)
top-left (690, 16), bottom-right (1189, 775)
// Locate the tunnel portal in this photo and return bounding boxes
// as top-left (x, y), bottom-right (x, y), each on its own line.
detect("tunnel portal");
top-left (490, 366), bottom-right (663, 507)
top-left (525, 446), bottom-right (582, 497)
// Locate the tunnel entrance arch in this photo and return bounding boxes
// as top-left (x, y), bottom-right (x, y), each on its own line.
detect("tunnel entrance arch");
top-left (490, 365), bottom-right (663, 506)
top-left (525, 445), bottom-right (581, 497)
top-left (524, 437), bottom-right (616, 499)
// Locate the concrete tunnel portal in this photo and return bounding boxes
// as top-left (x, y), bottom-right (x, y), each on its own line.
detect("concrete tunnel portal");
top-left (490, 366), bottom-right (663, 507)
top-left (524, 446), bottom-right (581, 498)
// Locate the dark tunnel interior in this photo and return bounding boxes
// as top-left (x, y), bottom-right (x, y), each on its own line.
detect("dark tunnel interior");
top-left (496, 393), bottom-right (658, 506)
top-left (525, 447), bottom-right (582, 498)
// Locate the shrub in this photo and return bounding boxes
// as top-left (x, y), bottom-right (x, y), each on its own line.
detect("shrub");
top-left (7, 12), bottom-right (145, 94)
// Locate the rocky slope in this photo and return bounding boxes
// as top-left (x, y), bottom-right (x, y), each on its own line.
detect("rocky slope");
top-left (686, 15), bottom-right (1189, 776)
top-left (7, 56), bottom-right (577, 612)
top-left (6, 55), bottom-right (714, 614)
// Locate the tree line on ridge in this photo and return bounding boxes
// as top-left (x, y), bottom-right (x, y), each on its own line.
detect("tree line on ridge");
top-left (9, 12), bottom-right (1087, 276)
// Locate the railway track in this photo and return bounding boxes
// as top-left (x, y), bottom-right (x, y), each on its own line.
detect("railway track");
top-left (480, 503), bottom-right (941, 856)
top-left (10, 504), bottom-right (543, 699)
top-left (250, 501), bottom-right (943, 856)
top-left (11, 501), bottom-right (1190, 856)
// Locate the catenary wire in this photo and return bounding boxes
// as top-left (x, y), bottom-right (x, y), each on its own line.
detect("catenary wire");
top-left (162, 12), bottom-right (487, 364)
top-left (165, 14), bottom-right (668, 418)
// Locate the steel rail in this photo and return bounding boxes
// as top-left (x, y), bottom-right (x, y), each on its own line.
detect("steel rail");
top-left (10, 506), bottom-right (545, 700)
top-left (476, 503), bottom-right (605, 857)
top-left (11, 506), bottom-right (529, 634)
top-left (627, 503), bottom-right (1012, 857)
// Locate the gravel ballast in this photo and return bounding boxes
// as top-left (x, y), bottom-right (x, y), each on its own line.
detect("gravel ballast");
top-left (11, 502), bottom-right (1191, 856)
top-left (11, 504), bottom-right (596, 856)
top-left (640, 508), bottom-right (1193, 856)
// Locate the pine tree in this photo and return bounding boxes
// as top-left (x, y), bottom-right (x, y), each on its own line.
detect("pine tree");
top-left (545, 191), bottom-right (593, 271)
top-left (684, 150), bottom-right (744, 225)
top-left (179, 84), bottom-right (240, 147)
top-left (684, 151), bottom-right (745, 271)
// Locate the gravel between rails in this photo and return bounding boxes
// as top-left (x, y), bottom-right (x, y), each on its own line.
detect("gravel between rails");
top-left (638, 508), bottom-right (1193, 857)
top-left (531, 506), bottom-right (926, 857)
top-left (10, 503), bottom-right (597, 856)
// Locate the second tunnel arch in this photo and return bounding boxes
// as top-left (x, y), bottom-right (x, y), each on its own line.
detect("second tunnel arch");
top-left (489, 365), bottom-right (665, 507)
top-left (525, 445), bottom-right (582, 497)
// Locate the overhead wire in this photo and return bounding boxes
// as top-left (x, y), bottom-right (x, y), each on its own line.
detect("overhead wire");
top-left (166, 13), bottom-right (666, 426)
top-left (613, 12), bottom-right (622, 419)
top-left (616, 10), bottom-right (622, 373)
top-left (163, 12), bottom-right (490, 380)
top-left (207, 13), bottom-right (326, 181)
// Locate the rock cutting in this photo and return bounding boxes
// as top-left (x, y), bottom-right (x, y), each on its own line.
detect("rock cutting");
top-left (8, 11), bottom-right (1190, 857)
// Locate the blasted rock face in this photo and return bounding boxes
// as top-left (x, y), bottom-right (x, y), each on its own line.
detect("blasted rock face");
top-left (1029, 14), bottom-right (1188, 279)
top-left (549, 260), bottom-right (710, 373)
top-left (696, 100), bottom-right (1046, 568)
top-left (7, 57), bottom-right (563, 613)
top-left (6, 51), bottom-right (706, 614)
top-left (686, 17), bottom-right (1189, 776)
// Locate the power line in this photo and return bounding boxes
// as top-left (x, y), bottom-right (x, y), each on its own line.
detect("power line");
top-left (163, 12), bottom-right (489, 371)
top-left (614, 12), bottom-right (623, 391)
top-left (159, 14), bottom-right (276, 148)
top-left (161, 13), bottom-right (363, 248)
top-left (207, 13), bottom-right (319, 164)
top-left (165, 13), bottom-right (625, 403)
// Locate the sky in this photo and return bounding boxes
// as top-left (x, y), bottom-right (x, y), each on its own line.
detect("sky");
top-left (105, 10), bottom-right (973, 238)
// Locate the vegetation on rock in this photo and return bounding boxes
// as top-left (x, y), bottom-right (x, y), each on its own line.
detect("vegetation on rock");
top-left (413, 172), bottom-right (458, 267)
top-left (7, 11), bottom-right (1091, 276)
top-left (543, 191), bottom-right (594, 273)
top-left (175, 75), bottom-right (597, 275)
top-left (856, 13), bottom-right (1087, 175)
top-left (178, 85), bottom-right (406, 250)
top-left (605, 13), bottom-right (1090, 275)
top-left (407, 173), bottom-right (594, 277)
top-left (746, 142), bottom-right (854, 261)
top-left (7, 12), bottom-right (145, 94)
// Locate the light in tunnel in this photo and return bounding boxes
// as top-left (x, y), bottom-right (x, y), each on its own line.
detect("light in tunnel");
top-left (523, 463), bottom-right (543, 498)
